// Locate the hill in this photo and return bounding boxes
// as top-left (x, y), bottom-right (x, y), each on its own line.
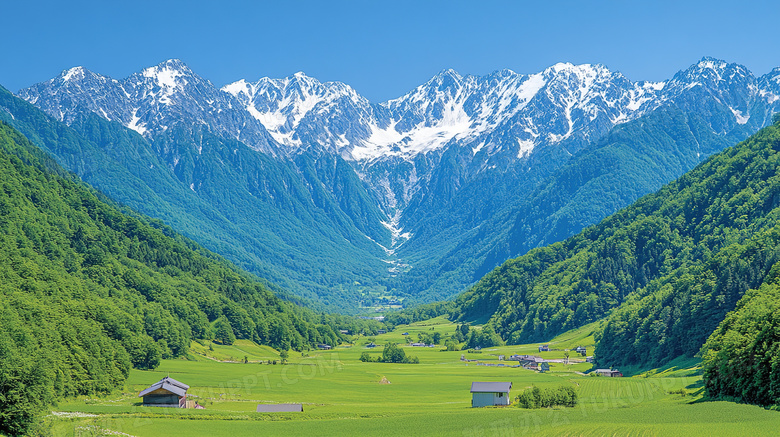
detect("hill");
top-left (0, 85), bottom-right (390, 311)
top-left (449, 116), bottom-right (780, 370)
top-left (0, 121), bottom-right (378, 435)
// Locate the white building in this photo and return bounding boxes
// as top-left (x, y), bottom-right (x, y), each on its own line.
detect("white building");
top-left (470, 381), bottom-right (512, 407)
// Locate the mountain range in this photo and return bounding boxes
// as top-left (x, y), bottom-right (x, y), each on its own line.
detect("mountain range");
top-left (6, 57), bottom-right (780, 309)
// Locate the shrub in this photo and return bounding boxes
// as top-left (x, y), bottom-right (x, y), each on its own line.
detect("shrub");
top-left (515, 385), bottom-right (578, 408)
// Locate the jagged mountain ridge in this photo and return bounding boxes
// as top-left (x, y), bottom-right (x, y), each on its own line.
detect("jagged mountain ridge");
top-left (14, 57), bottom-right (780, 307)
top-left (20, 60), bottom-right (279, 154)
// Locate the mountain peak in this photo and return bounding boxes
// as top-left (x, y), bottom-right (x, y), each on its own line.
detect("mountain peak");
top-left (696, 56), bottom-right (729, 70)
top-left (141, 59), bottom-right (194, 82)
top-left (61, 66), bottom-right (87, 82)
top-left (426, 68), bottom-right (463, 90)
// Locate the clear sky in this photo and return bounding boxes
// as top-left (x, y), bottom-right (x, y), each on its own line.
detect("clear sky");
top-left (2, 0), bottom-right (778, 102)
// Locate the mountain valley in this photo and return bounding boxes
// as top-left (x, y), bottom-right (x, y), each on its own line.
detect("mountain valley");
top-left (6, 57), bottom-right (780, 310)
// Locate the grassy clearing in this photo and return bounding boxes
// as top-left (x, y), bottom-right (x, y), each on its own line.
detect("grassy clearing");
top-left (48, 318), bottom-right (780, 436)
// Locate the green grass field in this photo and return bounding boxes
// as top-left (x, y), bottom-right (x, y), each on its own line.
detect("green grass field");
top-left (46, 319), bottom-right (780, 436)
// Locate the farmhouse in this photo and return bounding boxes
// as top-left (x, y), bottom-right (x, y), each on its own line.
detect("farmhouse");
top-left (594, 368), bottom-right (623, 377)
top-left (575, 346), bottom-right (587, 355)
top-left (317, 344), bottom-right (332, 350)
top-left (470, 382), bottom-right (512, 407)
top-left (138, 376), bottom-right (189, 408)
top-left (538, 345), bottom-right (550, 352)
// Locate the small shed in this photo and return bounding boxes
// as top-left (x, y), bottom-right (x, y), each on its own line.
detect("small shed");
top-left (256, 404), bottom-right (303, 412)
top-left (138, 376), bottom-right (189, 408)
top-left (317, 344), bottom-right (332, 350)
top-left (470, 382), bottom-right (512, 407)
top-left (538, 345), bottom-right (550, 352)
top-left (594, 368), bottom-right (623, 377)
top-left (575, 346), bottom-right (587, 355)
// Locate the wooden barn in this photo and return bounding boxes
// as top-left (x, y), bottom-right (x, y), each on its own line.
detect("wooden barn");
top-left (470, 382), bottom-right (512, 407)
top-left (138, 376), bottom-right (189, 408)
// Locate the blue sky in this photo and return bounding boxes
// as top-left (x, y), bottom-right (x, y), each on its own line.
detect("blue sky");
top-left (2, 0), bottom-right (778, 102)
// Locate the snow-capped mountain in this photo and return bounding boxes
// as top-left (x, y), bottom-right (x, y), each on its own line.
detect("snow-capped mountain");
top-left (12, 56), bottom-right (780, 308)
top-left (222, 72), bottom-right (388, 156)
top-left (23, 57), bottom-right (780, 168)
top-left (19, 59), bottom-right (279, 154)
top-left (220, 63), bottom-right (666, 162)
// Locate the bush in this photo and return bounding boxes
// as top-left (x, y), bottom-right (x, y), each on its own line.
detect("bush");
top-left (359, 344), bottom-right (418, 364)
top-left (515, 385), bottom-right (578, 408)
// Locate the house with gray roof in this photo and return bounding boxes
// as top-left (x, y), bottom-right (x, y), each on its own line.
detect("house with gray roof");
top-left (470, 381), bottom-right (512, 407)
top-left (138, 376), bottom-right (189, 408)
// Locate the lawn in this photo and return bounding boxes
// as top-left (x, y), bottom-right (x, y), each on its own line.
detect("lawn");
top-left (48, 318), bottom-right (780, 436)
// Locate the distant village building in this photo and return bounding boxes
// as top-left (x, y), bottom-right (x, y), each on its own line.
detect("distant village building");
top-left (256, 404), bottom-right (303, 412)
top-left (138, 376), bottom-right (190, 408)
top-left (470, 382), bottom-right (512, 407)
top-left (339, 330), bottom-right (349, 334)
top-left (377, 330), bottom-right (387, 334)
top-left (586, 356), bottom-right (595, 363)
top-left (594, 368), bottom-right (623, 377)
top-left (575, 346), bottom-right (587, 355)
top-left (366, 342), bottom-right (377, 348)
top-left (402, 332), bottom-right (409, 336)
top-left (317, 344), bottom-right (332, 350)
top-left (538, 345), bottom-right (550, 352)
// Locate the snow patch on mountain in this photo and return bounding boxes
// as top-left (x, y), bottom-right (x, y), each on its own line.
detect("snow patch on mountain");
top-left (62, 67), bottom-right (85, 82)
top-left (141, 63), bottom-right (186, 105)
top-left (730, 107), bottom-right (750, 124)
top-left (127, 108), bottom-right (146, 135)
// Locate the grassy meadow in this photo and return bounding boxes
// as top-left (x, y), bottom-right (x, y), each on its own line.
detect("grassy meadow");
top-left (46, 318), bottom-right (780, 436)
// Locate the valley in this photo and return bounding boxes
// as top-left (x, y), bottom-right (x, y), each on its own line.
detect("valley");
top-left (3, 55), bottom-right (780, 436)
top-left (43, 319), bottom-right (780, 436)
top-left (7, 58), bottom-right (779, 309)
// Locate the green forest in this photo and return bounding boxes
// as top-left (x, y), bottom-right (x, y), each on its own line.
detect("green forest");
top-left (0, 122), bottom-right (381, 435)
top-left (0, 86), bottom-right (391, 311)
top-left (450, 117), bottom-right (780, 370)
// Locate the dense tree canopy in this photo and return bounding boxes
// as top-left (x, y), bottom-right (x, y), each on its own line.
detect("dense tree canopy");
top-left (0, 122), bottom-right (382, 435)
top-left (449, 118), bottom-right (780, 370)
top-left (701, 273), bottom-right (780, 406)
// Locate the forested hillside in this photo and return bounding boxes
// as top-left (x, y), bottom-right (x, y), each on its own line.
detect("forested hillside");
top-left (0, 122), bottom-right (378, 435)
top-left (388, 105), bottom-right (743, 303)
top-left (701, 275), bottom-right (780, 406)
top-left (450, 117), bottom-right (780, 368)
top-left (0, 86), bottom-right (390, 310)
